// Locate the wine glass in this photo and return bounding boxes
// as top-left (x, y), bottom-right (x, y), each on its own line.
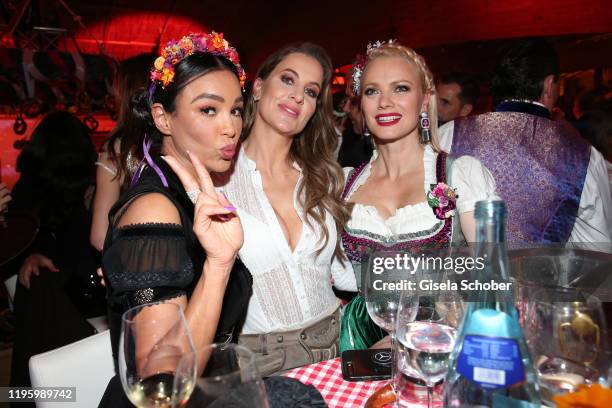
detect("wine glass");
top-left (525, 289), bottom-right (609, 406)
top-left (394, 268), bottom-right (464, 408)
top-left (119, 301), bottom-right (197, 408)
top-left (364, 250), bottom-right (414, 389)
top-left (184, 343), bottom-right (269, 407)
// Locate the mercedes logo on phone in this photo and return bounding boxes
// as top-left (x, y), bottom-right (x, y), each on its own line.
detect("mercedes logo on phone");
top-left (371, 350), bottom-right (392, 367)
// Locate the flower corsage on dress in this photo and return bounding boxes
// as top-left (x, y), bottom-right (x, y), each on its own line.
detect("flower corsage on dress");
top-left (427, 182), bottom-right (458, 220)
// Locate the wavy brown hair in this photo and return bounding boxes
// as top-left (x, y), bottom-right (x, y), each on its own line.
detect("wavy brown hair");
top-left (242, 43), bottom-right (349, 260)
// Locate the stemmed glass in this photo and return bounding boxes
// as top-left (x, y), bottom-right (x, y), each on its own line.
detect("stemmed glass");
top-left (119, 301), bottom-right (197, 408)
top-left (524, 289), bottom-right (609, 406)
top-left (394, 271), bottom-right (464, 408)
top-left (183, 343), bottom-right (269, 407)
top-left (363, 250), bottom-right (414, 388)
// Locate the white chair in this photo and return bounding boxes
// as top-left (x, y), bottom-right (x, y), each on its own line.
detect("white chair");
top-left (87, 315), bottom-right (110, 333)
top-left (29, 330), bottom-right (115, 408)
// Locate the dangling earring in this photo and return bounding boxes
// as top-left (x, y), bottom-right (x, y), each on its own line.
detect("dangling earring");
top-left (361, 116), bottom-right (370, 137)
top-left (419, 111), bottom-right (431, 144)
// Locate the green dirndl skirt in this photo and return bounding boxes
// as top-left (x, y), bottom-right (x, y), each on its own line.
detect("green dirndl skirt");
top-left (339, 294), bottom-right (386, 353)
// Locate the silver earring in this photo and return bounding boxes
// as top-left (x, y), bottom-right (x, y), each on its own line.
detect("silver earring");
top-left (363, 126), bottom-right (371, 137)
top-left (419, 111), bottom-right (431, 144)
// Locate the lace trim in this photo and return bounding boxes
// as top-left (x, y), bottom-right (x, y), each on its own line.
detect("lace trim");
top-left (106, 263), bottom-right (194, 293)
top-left (115, 222), bottom-right (183, 231)
top-left (345, 221), bottom-right (445, 243)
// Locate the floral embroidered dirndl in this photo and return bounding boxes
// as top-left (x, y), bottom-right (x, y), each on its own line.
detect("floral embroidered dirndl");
top-left (339, 152), bottom-right (456, 352)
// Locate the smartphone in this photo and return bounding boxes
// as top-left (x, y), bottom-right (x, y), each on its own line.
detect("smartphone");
top-left (341, 348), bottom-right (392, 381)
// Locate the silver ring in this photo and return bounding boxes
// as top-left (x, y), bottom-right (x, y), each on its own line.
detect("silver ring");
top-left (186, 189), bottom-right (201, 204)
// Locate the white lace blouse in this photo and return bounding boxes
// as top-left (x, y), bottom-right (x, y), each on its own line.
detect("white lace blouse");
top-left (221, 147), bottom-right (357, 334)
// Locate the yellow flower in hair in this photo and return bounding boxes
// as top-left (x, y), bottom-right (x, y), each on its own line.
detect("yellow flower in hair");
top-left (154, 56), bottom-right (165, 71)
top-left (161, 68), bottom-right (174, 87)
top-left (211, 32), bottom-right (224, 49)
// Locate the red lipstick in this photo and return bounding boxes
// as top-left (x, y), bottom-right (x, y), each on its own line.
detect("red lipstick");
top-left (375, 113), bottom-right (402, 126)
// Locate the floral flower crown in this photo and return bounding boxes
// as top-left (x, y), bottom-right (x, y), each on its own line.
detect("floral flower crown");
top-left (150, 31), bottom-right (247, 89)
top-left (351, 39), bottom-right (396, 95)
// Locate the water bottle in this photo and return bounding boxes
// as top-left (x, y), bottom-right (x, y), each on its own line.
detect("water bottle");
top-left (443, 200), bottom-right (540, 407)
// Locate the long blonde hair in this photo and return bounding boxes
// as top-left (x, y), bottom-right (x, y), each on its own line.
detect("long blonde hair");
top-left (242, 43), bottom-right (350, 260)
top-left (363, 43), bottom-right (442, 152)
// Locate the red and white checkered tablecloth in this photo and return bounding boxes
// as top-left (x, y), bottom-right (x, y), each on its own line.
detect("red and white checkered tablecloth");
top-left (283, 358), bottom-right (443, 408)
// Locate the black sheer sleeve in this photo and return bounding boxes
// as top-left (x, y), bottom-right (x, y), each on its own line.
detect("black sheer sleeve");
top-left (102, 223), bottom-right (194, 309)
top-left (102, 223), bottom-right (195, 368)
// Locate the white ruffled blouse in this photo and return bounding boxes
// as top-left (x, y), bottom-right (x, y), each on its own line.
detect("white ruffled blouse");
top-left (331, 145), bottom-right (499, 287)
top-left (344, 146), bottom-right (498, 238)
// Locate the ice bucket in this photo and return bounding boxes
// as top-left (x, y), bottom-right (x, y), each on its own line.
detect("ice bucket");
top-left (508, 246), bottom-right (612, 299)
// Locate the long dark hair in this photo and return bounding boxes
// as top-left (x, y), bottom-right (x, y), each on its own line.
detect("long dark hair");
top-left (131, 52), bottom-right (240, 151)
top-left (105, 53), bottom-right (154, 189)
top-left (15, 111), bottom-right (96, 230)
top-left (242, 43), bottom-right (350, 260)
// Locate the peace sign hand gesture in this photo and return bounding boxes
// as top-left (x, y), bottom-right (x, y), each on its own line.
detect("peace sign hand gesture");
top-left (162, 152), bottom-right (243, 269)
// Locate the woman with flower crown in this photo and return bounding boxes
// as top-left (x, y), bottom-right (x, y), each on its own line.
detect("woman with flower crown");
top-left (219, 43), bottom-right (357, 376)
top-left (337, 41), bottom-right (499, 352)
top-left (98, 32), bottom-right (252, 406)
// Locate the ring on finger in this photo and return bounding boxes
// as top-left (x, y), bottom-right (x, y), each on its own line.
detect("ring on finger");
top-left (186, 189), bottom-right (202, 204)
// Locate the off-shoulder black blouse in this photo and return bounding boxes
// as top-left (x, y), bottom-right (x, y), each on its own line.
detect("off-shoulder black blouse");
top-left (101, 157), bottom-right (252, 366)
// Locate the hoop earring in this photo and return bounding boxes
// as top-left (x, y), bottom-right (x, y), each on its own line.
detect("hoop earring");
top-left (419, 111), bottom-right (431, 144)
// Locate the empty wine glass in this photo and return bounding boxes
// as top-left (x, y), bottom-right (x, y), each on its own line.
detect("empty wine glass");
top-left (119, 301), bottom-right (197, 408)
top-left (363, 250), bottom-right (415, 390)
top-left (184, 343), bottom-right (269, 407)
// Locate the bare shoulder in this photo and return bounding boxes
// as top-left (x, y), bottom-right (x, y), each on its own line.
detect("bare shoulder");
top-left (117, 192), bottom-right (181, 227)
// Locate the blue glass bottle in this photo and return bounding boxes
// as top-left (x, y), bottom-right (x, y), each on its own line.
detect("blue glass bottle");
top-left (444, 200), bottom-right (540, 407)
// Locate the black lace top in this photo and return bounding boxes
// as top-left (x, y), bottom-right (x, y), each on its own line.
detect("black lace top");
top-left (101, 157), bottom-right (253, 366)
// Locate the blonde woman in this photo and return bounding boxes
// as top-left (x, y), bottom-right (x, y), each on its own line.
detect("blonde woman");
top-left (338, 41), bottom-right (498, 351)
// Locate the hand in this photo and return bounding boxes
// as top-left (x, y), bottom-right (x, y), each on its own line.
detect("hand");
top-left (0, 183), bottom-right (11, 214)
top-left (19, 253), bottom-right (59, 289)
top-left (162, 152), bottom-right (243, 269)
top-left (97, 267), bottom-right (106, 287)
top-left (370, 335), bottom-right (391, 349)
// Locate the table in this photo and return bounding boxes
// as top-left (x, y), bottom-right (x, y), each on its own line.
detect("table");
top-left (283, 357), bottom-right (443, 407)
